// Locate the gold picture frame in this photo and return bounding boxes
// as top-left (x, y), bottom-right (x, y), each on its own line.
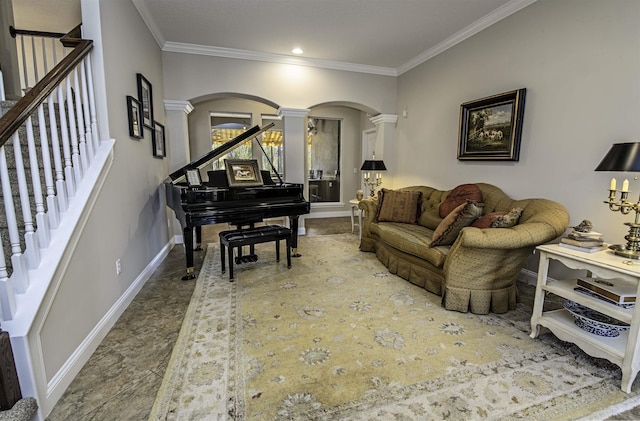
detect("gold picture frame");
top-left (224, 159), bottom-right (263, 187)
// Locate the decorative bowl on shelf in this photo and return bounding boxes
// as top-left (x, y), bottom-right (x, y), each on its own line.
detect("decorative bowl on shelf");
top-left (563, 300), bottom-right (629, 337)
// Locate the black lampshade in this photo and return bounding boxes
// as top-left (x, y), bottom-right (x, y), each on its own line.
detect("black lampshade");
top-left (595, 142), bottom-right (640, 172)
top-left (361, 160), bottom-right (387, 171)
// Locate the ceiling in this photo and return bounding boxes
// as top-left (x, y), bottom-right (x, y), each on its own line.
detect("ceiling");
top-left (13, 0), bottom-right (536, 75)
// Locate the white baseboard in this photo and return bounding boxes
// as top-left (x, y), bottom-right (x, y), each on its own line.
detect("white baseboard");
top-left (41, 242), bottom-right (173, 418)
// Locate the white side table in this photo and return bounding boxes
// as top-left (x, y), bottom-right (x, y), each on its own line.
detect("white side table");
top-left (349, 199), bottom-right (362, 238)
top-left (530, 243), bottom-right (640, 393)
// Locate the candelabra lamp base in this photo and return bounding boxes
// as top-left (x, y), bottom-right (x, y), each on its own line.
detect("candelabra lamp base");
top-left (609, 222), bottom-right (640, 259)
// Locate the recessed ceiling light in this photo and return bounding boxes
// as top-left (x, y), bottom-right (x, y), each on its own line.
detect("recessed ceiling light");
top-left (292, 48), bottom-right (303, 55)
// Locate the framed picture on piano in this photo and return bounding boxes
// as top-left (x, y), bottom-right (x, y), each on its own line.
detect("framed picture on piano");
top-left (224, 159), bottom-right (264, 187)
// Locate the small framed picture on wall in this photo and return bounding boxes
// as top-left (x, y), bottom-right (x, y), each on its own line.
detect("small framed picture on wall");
top-left (153, 121), bottom-right (166, 158)
top-left (136, 73), bottom-right (153, 129)
top-left (126, 95), bottom-right (143, 139)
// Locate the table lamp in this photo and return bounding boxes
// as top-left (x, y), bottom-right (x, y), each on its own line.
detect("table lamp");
top-left (595, 142), bottom-right (640, 259)
top-left (361, 159), bottom-right (386, 197)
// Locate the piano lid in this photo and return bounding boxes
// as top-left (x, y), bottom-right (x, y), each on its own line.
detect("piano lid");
top-left (167, 123), bottom-right (275, 184)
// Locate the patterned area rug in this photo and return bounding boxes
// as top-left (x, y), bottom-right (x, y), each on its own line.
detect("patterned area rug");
top-left (149, 234), bottom-right (638, 420)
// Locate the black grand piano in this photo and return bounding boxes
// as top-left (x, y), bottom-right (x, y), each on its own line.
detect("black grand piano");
top-left (165, 124), bottom-right (310, 279)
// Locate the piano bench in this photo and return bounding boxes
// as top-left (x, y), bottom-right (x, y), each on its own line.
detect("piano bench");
top-left (219, 225), bottom-right (292, 280)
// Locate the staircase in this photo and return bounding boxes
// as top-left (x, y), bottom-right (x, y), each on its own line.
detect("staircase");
top-left (0, 22), bottom-right (116, 418)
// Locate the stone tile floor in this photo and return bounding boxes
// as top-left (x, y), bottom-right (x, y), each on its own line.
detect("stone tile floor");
top-left (46, 217), bottom-right (353, 420)
top-left (46, 216), bottom-right (638, 420)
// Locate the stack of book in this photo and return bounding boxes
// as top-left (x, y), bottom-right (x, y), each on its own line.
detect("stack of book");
top-left (559, 230), bottom-right (604, 253)
top-left (574, 276), bottom-right (636, 308)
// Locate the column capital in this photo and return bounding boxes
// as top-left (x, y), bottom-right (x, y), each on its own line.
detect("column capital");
top-left (278, 108), bottom-right (310, 119)
top-left (164, 100), bottom-right (194, 114)
top-left (370, 114), bottom-right (398, 125)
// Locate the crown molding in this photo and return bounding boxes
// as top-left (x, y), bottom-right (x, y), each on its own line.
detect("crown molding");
top-left (135, 0), bottom-right (536, 77)
top-left (277, 108), bottom-right (310, 118)
top-left (397, 0), bottom-right (538, 75)
top-left (164, 100), bottom-right (194, 114)
top-left (162, 42), bottom-right (398, 77)
top-left (131, 0), bottom-right (165, 48)
top-left (370, 114), bottom-right (398, 125)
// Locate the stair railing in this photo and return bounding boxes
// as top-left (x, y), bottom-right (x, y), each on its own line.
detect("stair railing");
top-left (9, 26), bottom-right (67, 95)
top-left (0, 24), bottom-right (96, 321)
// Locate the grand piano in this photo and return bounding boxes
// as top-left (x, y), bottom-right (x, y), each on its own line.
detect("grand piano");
top-left (165, 124), bottom-right (310, 279)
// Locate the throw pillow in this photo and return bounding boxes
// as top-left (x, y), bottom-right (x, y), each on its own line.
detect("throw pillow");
top-left (430, 200), bottom-right (484, 247)
top-left (491, 207), bottom-right (523, 228)
top-left (439, 184), bottom-right (483, 218)
top-left (471, 208), bottom-right (523, 228)
top-left (376, 189), bottom-right (422, 224)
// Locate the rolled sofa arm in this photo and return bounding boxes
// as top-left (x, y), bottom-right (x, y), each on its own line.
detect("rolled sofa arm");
top-left (358, 197), bottom-right (378, 237)
top-left (455, 221), bottom-right (565, 250)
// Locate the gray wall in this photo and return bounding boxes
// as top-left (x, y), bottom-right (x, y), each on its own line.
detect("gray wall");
top-left (395, 0), bottom-right (640, 265)
top-left (35, 0), bottom-right (170, 412)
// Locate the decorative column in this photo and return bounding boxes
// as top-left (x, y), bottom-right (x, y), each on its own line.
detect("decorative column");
top-left (369, 114), bottom-right (398, 189)
top-left (277, 107), bottom-right (310, 237)
top-left (164, 99), bottom-right (194, 243)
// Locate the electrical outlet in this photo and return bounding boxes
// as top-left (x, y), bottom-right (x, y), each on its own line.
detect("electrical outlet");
top-left (115, 259), bottom-right (121, 275)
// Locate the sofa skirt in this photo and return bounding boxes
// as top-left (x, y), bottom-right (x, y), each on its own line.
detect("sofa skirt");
top-left (443, 284), bottom-right (517, 314)
top-left (374, 242), bottom-right (444, 296)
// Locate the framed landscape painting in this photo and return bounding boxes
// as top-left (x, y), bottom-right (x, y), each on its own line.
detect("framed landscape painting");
top-left (457, 88), bottom-right (526, 161)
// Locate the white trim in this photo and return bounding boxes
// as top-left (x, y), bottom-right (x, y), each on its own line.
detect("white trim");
top-left (41, 241), bottom-right (172, 416)
top-left (162, 42), bottom-right (398, 76)
top-left (370, 114), bottom-right (398, 125)
top-left (397, 0), bottom-right (538, 74)
top-left (164, 99), bottom-right (194, 114)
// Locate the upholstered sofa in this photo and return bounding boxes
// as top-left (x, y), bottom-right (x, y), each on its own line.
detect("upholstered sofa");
top-left (358, 183), bottom-right (570, 314)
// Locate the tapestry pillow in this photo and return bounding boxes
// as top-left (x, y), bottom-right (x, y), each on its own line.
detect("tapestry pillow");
top-left (430, 200), bottom-right (484, 247)
top-left (376, 189), bottom-right (423, 224)
top-left (439, 184), bottom-right (483, 218)
top-left (471, 208), bottom-right (523, 228)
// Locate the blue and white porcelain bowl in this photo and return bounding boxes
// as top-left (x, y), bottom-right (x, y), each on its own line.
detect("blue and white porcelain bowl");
top-left (563, 300), bottom-right (629, 338)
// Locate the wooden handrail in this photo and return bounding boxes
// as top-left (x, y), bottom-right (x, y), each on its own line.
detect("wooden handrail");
top-left (9, 25), bottom-right (65, 39)
top-left (0, 26), bottom-right (92, 149)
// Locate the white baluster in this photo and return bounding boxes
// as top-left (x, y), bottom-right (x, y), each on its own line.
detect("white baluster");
top-left (30, 35), bottom-right (39, 84)
top-left (66, 73), bottom-right (82, 183)
top-left (85, 55), bottom-right (100, 153)
top-left (18, 35), bottom-right (28, 92)
top-left (47, 94), bottom-right (68, 212)
top-left (79, 61), bottom-right (94, 160)
top-left (22, 120), bottom-right (41, 269)
top-left (3, 138), bottom-right (27, 293)
top-left (57, 82), bottom-right (75, 196)
top-left (37, 103), bottom-right (59, 231)
top-left (73, 67), bottom-right (88, 172)
top-left (0, 147), bottom-right (17, 320)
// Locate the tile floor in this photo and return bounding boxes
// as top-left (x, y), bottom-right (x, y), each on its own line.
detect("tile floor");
top-left (46, 217), bottom-right (638, 420)
top-left (46, 217), bottom-right (353, 420)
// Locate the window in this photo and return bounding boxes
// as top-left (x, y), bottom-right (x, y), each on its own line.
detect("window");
top-left (210, 112), bottom-right (252, 170)
top-left (261, 115), bottom-right (283, 180)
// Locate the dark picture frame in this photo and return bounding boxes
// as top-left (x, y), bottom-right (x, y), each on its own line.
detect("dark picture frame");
top-left (457, 88), bottom-right (526, 161)
top-left (224, 159), bottom-right (264, 187)
top-left (126, 95), bottom-right (143, 139)
top-left (136, 73), bottom-right (153, 129)
top-left (152, 121), bottom-right (166, 158)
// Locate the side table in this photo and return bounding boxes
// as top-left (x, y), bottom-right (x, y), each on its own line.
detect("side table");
top-left (530, 243), bottom-right (640, 393)
top-left (349, 199), bottom-right (362, 238)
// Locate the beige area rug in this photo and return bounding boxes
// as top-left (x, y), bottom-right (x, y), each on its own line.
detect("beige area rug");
top-left (149, 234), bottom-right (639, 420)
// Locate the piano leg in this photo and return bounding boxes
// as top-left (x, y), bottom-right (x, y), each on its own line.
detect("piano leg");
top-left (289, 215), bottom-right (302, 257)
top-left (194, 226), bottom-right (203, 251)
top-left (182, 226), bottom-right (197, 280)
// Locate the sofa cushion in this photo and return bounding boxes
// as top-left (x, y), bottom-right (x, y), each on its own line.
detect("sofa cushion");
top-left (370, 222), bottom-right (449, 268)
top-left (472, 207), bottom-right (523, 228)
top-left (439, 184), bottom-right (483, 218)
top-left (376, 188), bottom-right (422, 224)
top-left (430, 200), bottom-right (484, 247)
